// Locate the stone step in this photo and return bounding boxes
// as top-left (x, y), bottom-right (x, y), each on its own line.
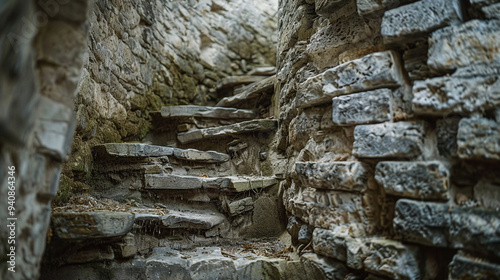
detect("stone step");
top-left (134, 209), bottom-right (226, 230)
top-left (51, 211), bottom-right (135, 239)
top-left (145, 174), bottom-right (278, 192)
top-left (93, 143), bottom-right (230, 163)
top-left (177, 119), bottom-right (278, 144)
top-left (161, 105), bottom-right (257, 119)
top-left (216, 75), bottom-right (275, 108)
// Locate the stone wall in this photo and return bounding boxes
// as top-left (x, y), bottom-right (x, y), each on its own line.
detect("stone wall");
top-left (0, 0), bottom-right (91, 279)
top-left (276, 0), bottom-right (500, 278)
top-left (63, 0), bottom-right (278, 199)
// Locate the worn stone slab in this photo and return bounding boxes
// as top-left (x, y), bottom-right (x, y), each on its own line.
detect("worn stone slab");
top-left (296, 51), bottom-right (406, 108)
top-left (216, 75), bottom-right (275, 108)
top-left (353, 121), bottom-right (426, 158)
top-left (449, 254), bottom-right (500, 280)
top-left (331, 88), bottom-right (393, 125)
top-left (295, 161), bottom-right (374, 192)
top-left (381, 0), bottom-right (463, 45)
top-left (136, 210), bottom-right (225, 230)
top-left (428, 20), bottom-right (500, 72)
top-left (413, 64), bottom-right (500, 115)
top-left (227, 197), bottom-right (254, 216)
top-left (229, 176), bottom-right (278, 192)
top-left (457, 117), bottom-right (500, 160)
top-left (94, 143), bottom-right (230, 163)
top-left (144, 174), bottom-right (232, 190)
top-left (161, 105), bottom-right (257, 119)
top-left (51, 211), bottom-right (135, 239)
top-left (375, 161), bottom-right (449, 200)
top-left (394, 199), bottom-right (500, 257)
top-left (357, 0), bottom-right (415, 17)
top-left (177, 119), bottom-right (277, 144)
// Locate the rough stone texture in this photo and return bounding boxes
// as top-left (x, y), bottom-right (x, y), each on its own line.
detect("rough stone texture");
top-left (294, 161), bottom-right (375, 192)
top-left (296, 51), bottom-right (406, 108)
top-left (357, 0), bottom-right (415, 17)
top-left (353, 121), bottom-right (426, 158)
top-left (436, 118), bottom-right (460, 157)
top-left (313, 228), bottom-right (349, 261)
top-left (227, 197), bottom-right (254, 216)
top-left (474, 178), bottom-right (500, 210)
top-left (229, 176), bottom-right (279, 192)
top-left (297, 254), bottom-right (349, 280)
top-left (457, 117), bottom-right (500, 160)
top-left (135, 210), bottom-right (225, 230)
top-left (94, 143), bottom-right (230, 163)
top-left (51, 212), bottom-right (135, 239)
top-left (144, 174), bottom-right (232, 190)
top-left (375, 161), bottom-right (449, 200)
top-left (428, 20), bottom-right (500, 72)
top-left (331, 88), bottom-right (393, 125)
top-left (177, 119), bottom-right (278, 144)
top-left (449, 254), bottom-right (500, 280)
top-left (216, 75), bottom-right (275, 108)
top-left (394, 199), bottom-right (500, 258)
top-left (381, 0), bottom-right (463, 45)
top-left (161, 105), bottom-right (257, 119)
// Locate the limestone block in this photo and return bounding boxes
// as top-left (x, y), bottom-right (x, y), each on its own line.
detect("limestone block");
top-left (449, 254), bottom-right (500, 280)
top-left (428, 20), bottom-right (500, 72)
top-left (353, 121), bottom-right (426, 158)
top-left (135, 209), bottom-right (225, 230)
top-left (375, 161), bottom-right (449, 200)
top-left (229, 177), bottom-right (278, 192)
top-left (51, 211), bottom-right (135, 239)
top-left (34, 97), bottom-right (75, 161)
top-left (296, 51), bottom-right (406, 108)
top-left (177, 119), bottom-right (277, 144)
top-left (394, 199), bottom-right (500, 257)
top-left (357, 0), bottom-right (415, 17)
top-left (313, 228), bottom-right (349, 261)
top-left (227, 197), bottom-right (254, 216)
top-left (457, 117), bottom-right (500, 160)
top-left (144, 174), bottom-right (232, 190)
top-left (300, 253), bottom-right (349, 280)
top-left (295, 161), bottom-right (374, 192)
top-left (161, 105), bottom-right (257, 119)
top-left (331, 88), bottom-right (393, 125)
top-left (436, 118), bottom-right (460, 157)
top-left (381, 0), bottom-right (463, 45)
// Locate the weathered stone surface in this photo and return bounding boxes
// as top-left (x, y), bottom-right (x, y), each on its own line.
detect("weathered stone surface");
top-left (313, 228), bottom-right (349, 261)
top-left (229, 176), bottom-right (279, 192)
top-left (375, 161), bottom-right (449, 200)
top-left (381, 0), bottom-right (463, 45)
top-left (449, 254), bottom-right (500, 280)
top-left (161, 105), bottom-right (257, 119)
top-left (331, 88), bottom-right (393, 125)
top-left (428, 20), bottom-right (500, 72)
top-left (144, 174), bottom-right (232, 190)
top-left (177, 119), bottom-right (278, 144)
top-left (353, 121), bottom-right (426, 158)
top-left (66, 245), bottom-right (115, 264)
top-left (457, 117), bottom-right (500, 160)
top-left (296, 51), bottom-right (406, 108)
top-left (299, 253), bottom-right (349, 280)
top-left (135, 209), bottom-right (225, 230)
top-left (413, 66), bottom-right (500, 115)
top-left (227, 197), bottom-right (254, 216)
top-left (436, 118), bottom-right (460, 157)
top-left (474, 179), bottom-right (500, 210)
top-left (40, 259), bottom-right (147, 280)
top-left (94, 143), bottom-right (230, 163)
top-left (295, 161), bottom-right (374, 192)
top-left (315, 0), bottom-right (349, 17)
top-left (51, 211), bottom-right (135, 239)
top-left (216, 75), bottom-right (269, 91)
top-left (394, 199), bottom-right (500, 257)
top-left (216, 75), bottom-right (275, 108)
top-left (483, 3), bottom-right (500, 19)
top-left (114, 233), bottom-right (138, 258)
top-left (298, 225), bottom-right (312, 244)
top-left (357, 0), bottom-right (415, 16)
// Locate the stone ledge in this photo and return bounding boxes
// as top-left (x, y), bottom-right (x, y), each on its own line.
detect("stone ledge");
top-left (161, 105), bottom-right (257, 119)
top-left (216, 75), bottom-right (275, 108)
top-left (135, 210), bottom-right (225, 230)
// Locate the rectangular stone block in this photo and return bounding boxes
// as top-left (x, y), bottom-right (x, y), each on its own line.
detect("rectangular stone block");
top-left (457, 117), bottom-right (500, 160)
top-left (161, 105), bottom-right (257, 119)
top-left (375, 161), bottom-right (449, 200)
top-left (295, 161), bottom-right (375, 192)
top-left (381, 0), bottom-right (463, 45)
top-left (428, 20), bottom-right (500, 72)
top-left (144, 174), bottom-right (231, 190)
top-left (449, 254), bottom-right (500, 280)
top-left (313, 228), bottom-right (349, 262)
top-left (353, 121), bottom-right (426, 158)
top-left (331, 89), bottom-right (393, 125)
top-left (227, 197), bottom-right (254, 216)
top-left (296, 51), bottom-right (406, 108)
top-left (394, 199), bottom-right (500, 258)
top-left (413, 62), bottom-right (500, 115)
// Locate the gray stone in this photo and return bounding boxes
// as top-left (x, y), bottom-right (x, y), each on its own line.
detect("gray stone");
top-left (229, 176), bottom-right (279, 192)
top-left (353, 121), bottom-right (426, 158)
top-left (436, 118), bottom-right (460, 157)
top-left (331, 89), bottom-right (393, 125)
top-left (227, 197), bottom-right (254, 216)
top-left (300, 253), bottom-right (349, 280)
top-left (375, 161), bottom-right (449, 200)
top-left (315, 0), bottom-right (349, 17)
top-left (177, 119), bottom-right (278, 144)
top-left (296, 51), bottom-right (407, 108)
top-left (428, 20), bottom-right (500, 72)
top-left (287, 216), bottom-right (305, 244)
top-left (412, 73), bottom-right (500, 116)
top-left (449, 254), bottom-right (500, 280)
top-left (381, 0), bottom-right (463, 45)
top-left (234, 258), bottom-right (283, 280)
top-left (94, 143), bottom-right (230, 163)
top-left (474, 179), bottom-right (500, 210)
top-left (457, 117), bottom-right (500, 160)
top-left (66, 245), bottom-right (115, 264)
top-left (40, 259), bottom-right (147, 280)
top-left (298, 225), bottom-right (312, 244)
top-left (161, 105), bottom-right (257, 119)
top-left (51, 211), bottom-right (135, 239)
top-left (216, 75), bottom-right (269, 90)
top-left (295, 161), bottom-right (374, 192)
top-left (357, 0), bottom-right (415, 17)
top-left (114, 233), bottom-right (138, 258)
top-left (313, 228), bottom-right (348, 262)
top-left (144, 174), bottom-right (232, 190)
top-left (216, 75), bottom-right (275, 108)
top-left (394, 199), bottom-right (500, 257)
top-left (135, 209), bottom-right (225, 230)
top-left (483, 3), bottom-right (500, 19)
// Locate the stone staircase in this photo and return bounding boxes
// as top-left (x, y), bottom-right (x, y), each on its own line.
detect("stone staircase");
top-left (40, 70), bottom-right (332, 279)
